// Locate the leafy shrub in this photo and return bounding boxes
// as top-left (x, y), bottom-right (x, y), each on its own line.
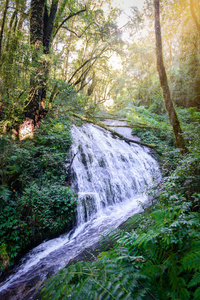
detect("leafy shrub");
top-left (127, 106), bottom-right (174, 148)
top-left (0, 114), bottom-right (77, 273)
top-left (19, 184), bottom-right (77, 237)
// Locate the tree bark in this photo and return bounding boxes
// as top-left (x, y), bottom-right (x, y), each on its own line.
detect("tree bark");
top-left (43, 0), bottom-right (59, 54)
top-left (27, 0), bottom-right (58, 125)
top-left (41, 0), bottom-right (59, 111)
top-left (154, 0), bottom-right (188, 153)
top-left (0, 0), bottom-right (9, 62)
top-left (26, 0), bottom-right (45, 125)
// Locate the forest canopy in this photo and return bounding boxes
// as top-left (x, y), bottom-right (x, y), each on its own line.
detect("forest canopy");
top-left (0, 0), bottom-right (199, 134)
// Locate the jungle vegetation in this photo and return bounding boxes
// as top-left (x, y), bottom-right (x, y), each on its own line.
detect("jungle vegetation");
top-left (0, 0), bottom-right (200, 299)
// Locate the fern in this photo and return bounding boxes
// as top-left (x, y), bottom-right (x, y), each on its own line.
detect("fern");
top-left (188, 271), bottom-right (200, 288)
top-left (182, 249), bottom-right (200, 271)
top-left (42, 258), bottom-right (149, 300)
top-left (0, 185), bottom-right (11, 202)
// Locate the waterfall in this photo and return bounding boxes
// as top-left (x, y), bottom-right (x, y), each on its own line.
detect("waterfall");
top-left (70, 124), bottom-right (160, 224)
top-left (0, 123), bottom-right (161, 299)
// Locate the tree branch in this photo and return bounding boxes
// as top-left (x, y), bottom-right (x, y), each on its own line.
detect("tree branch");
top-left (74, 65), bottom-right (92, 87)
top-left (106, 124), bottom-right (158, 130)
top-left (62, 26), bottom-right (80, 37)
top-left (71, 113), bottom-right (158, 149)
top-left (68, 44), bottom-right (108, 85)
top-left (53, 7), bottom-right (86, 38)
top-left (62, 23), bottom-right (91, 38)
top-left (68, 56), bottom-right (99, 84)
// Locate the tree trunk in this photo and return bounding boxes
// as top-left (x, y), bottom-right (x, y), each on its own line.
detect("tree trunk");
top-left (43, 0), bottom-right (59, 54)
top-left (41, 0), bottom-right (59, 111)
top-left (26, 0), bottom-right (59, 126)
top-left (25, 0), bottom-right (86, 127)
top-left (0, 0), bottom-right (9, 63)
top-left (154, 0), bottom-right (188, 153)
top-left (26, 0), bottom-right (45, 125)
top-left (71, 113), bottom-right (158, 149)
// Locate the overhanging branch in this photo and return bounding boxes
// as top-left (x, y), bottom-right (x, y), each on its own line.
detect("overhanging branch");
top-left (68, 45), bottom-right (108, 85)
top-left (68, 56), bottom-right (99, 84)
top-left (53, 7), bottom-right (86, 38)
top-left (62, 23), bottom-right (92, 38)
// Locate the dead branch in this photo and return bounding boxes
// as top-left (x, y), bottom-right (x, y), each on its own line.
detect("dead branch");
top-left (71, 113), bottom-right (158, 149)
top-left (106, 124), bottom-right (158, 130)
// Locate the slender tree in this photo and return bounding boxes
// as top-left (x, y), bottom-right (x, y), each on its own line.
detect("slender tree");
top-left (154, 0), bottom-right (188, 153)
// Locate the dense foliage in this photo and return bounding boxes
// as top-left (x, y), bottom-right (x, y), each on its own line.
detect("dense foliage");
top-left (0, 0), bottom-right (121, 130)
top-left (0, 114), bottom-right (77, 273)
top-left (127, 106), bottom-right (200, 152)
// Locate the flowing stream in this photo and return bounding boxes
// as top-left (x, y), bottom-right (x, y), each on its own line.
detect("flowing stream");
top-left (0, 123), bottom-right (161, 299)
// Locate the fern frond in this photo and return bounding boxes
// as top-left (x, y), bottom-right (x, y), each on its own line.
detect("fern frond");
top-left (182, 250), bottom-right (200, 271)
top-left (188, 271), bottom-right (200, 288)
top-left (133, 230), bottom-right (160, 247)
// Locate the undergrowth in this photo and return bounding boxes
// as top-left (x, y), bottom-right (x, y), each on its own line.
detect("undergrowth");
top-left (127, 107), bottom-right (200, 153)
top-left (0, 113), bottom-right (77, 274)
top-left (127, 106), bottom-right (173, 148)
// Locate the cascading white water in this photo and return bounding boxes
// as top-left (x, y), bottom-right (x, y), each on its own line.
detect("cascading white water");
top-left (0, 123), bottom-right (161, 300)
top-left (70, 124), bottom-right (160, 224)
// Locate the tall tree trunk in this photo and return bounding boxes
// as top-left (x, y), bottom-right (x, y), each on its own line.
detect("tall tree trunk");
top-left (0, 0), bottom-right (9, 63)
top-left (26, 0), bottom-right (45, 125)
top-left (41, 0), bottom-right (59, 107)
top-left (26, 0), bottom-right (59, 126)
top-left (43, 0), bottom-right (59, 54)
top-left (154, 0), bottom-right (188, 153)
